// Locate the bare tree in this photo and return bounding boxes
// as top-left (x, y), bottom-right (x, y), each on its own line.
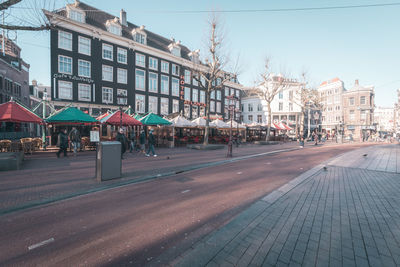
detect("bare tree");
top-left (0, 0), bottom-right (62, 31)
top-left (192, 14), bottom-right (239, 145)
top-left (253, 58), bottom-right (290, 141)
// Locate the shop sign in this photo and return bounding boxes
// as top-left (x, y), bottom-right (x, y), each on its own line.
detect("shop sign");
top-left (53, 73), bottom-right (94, 84)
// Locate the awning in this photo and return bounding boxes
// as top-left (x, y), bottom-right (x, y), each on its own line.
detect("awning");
top-left (272, 123), bottom-right (284, 130)
top-left (279, 121), bottom-right (292, 130)
top-left (211, 119), bottom-right (231, 129)
top-left (191, 117), bottom-right (216, 127)
top-left (140, 113), bottom-right (172, 126)
top-left (169, 115), bottom-right (196, 127)
top-left (0, 100), bottom-right (43, 124)
top-left (46, 107), bottom-right (98, 125)
top-left (100, 110), bottom-right (142, 126)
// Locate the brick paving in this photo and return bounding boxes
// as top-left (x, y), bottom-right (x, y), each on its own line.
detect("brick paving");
top-left (171, 144), bottom-right (400, 267)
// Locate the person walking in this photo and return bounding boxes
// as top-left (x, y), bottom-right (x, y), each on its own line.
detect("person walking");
top-left (139, 130), bottom-right (146, 154)
top-left (129, 130), bottom-right (137, 153)
top-left (146, 129), bottom-right (157, 157)
top-left (116, 128), bottom-right (128, 159)
top-left (312, 130), bottom-right (318, 145)
top-left (69, 127), bottom-right (81, 156)
top-left (56, 129), bottom-right (69, 158)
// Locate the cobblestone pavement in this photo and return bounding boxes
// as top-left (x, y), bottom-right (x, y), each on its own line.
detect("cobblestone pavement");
top-left (170, 145), bottom-right (400, 267)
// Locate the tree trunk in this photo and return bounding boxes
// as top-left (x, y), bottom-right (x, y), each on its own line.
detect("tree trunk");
top-left (266, 103), bottom-right (272, 141)
top-left (203, 90), bottom-right (211, 145)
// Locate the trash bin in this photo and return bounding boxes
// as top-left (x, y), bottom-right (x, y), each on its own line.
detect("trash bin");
top-left (96, 141), bottom-right (121, 181)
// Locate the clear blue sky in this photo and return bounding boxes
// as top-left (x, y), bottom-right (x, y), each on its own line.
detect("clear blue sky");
top-left (12, 0), bottom-right (400, 107)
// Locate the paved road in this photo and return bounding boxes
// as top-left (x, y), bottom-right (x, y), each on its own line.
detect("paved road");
top-left (0, 143), bottom-right (369, 266)
top-left (171, 145), bottom-right (400, 267)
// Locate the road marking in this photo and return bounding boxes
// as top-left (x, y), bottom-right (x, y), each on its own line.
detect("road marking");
top-left (28, 238), bottom-right (55, 250)
top-left (237, 172), bottom-right (242, 174)
top-left (181, 190), bottom-right (191, 194)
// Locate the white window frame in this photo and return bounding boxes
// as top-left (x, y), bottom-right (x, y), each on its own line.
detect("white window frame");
top-left (161, 97), bottom-right (169, 115)
top-left (102, 65), bottom-right (113, 82)
top-left (161, 61), bottom-right (169, 73)
top-left (58, 31), bottom-right (72, 51)
top-left (58, 80), bottom-right (73, 100)
top-left (78, 36), bottom-right (91, 55)
top-left (102, 87), bottom-right (113, 104)
top-left (148, 72), bottom-right (158, 93)
top-left (192, 89), bottom-right (198, 102)
top-left (149, 57), bottom-right (158, 70)
top-left (68, 9), bottom-right (85, 23)
top-left (216, 102), bottom-right (221, 113)
top-left (161, 75), bottom-right (169, 95)
top-left (172, 64), bottom-right (180, 76)
top-left (117, 68), bottom-right (127, 84)
top-left (184, 70), bottom-right (191, 84)
top-left (117, 47), bottom-right (127, 64)
top-left (135, 69), bottom-right (145, 91)
top-left (200, 91), bottom-right (206, 103)
top-left (135, 94), bottom-right (145, 113)
top-left (173, 99), bottom-right (179, 113)
top-left (102, 43), bottom-right (113, 61)
top-left (184, 87), bottom-right (191, 101)
top-left (78, 83), bottom-right (91, 102)
top-left (210, 100), bottom-right (215, 112)
top-left (149, 96), bottom-right (158, 114)
top-left (171, 77), bottom-right (179, 97)
top-left (58, 55), bottom-right (72, 74)
top-left (78, 59), bottom-right (91, 78)
top-left (135, 53), bottom-right (145, 67)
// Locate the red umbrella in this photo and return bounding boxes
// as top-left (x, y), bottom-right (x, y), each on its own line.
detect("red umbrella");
top-left (96, 112), bottom-right (109, 121)
top-left (100, 110), bottom-right (142, 126)
top-left (0, 101), bottom-right (43, 124)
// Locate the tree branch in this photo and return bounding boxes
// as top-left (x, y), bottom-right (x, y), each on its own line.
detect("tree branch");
top-left (0, 23), bottom-right (52, 31)
top-left (0, 0), bottom-right (22, 11)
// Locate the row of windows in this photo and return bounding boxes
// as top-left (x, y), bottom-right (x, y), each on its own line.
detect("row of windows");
top-left (348, 96), bottom-right (367, 106)
top-left (246, 115), bottom-right (263, 123)
top-left (0, 76), bottom-right (22, 97)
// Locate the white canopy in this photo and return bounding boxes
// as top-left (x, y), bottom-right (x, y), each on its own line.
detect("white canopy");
top-left (246, 122), bottom-right (261, 127)
top-left (191, 117), bottom-right (216, 127)
top-left (230, 120), bottom-right (246, 129)
top-left (211, 119), bottom-right (231, 129)
top-left (169, 115), bottom-right (196, 127)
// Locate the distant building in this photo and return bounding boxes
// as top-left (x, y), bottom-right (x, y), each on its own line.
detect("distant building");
top-left (29, 80), bottom-right (52, 118)
top-left (0, 35), bottom-right (30, 106)
top-left (374, 107), bottom-right (394, 132)
top-left (342, 80), bottom-right (375, 140)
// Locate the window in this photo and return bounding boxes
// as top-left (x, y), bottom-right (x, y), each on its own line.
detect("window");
top-left (200, 91), bottom-right (205, 103)
top-left (78, 84), bottom-right (91, 101)
top-left (134, 32), bottom-right (146, 44)
top-left (172, 78), bottom-right (179, 96)
top-left (192, 106), bottom-right (198, 118)
top-left (192, 89), bottom-right (198, 102)
top-left (210, 100), bottom-right (215, 112)
top-left (193, 74), bottom-right (199, 86)
top-left (135, 69), bottom-right (145, 90)
top-left (108, 24), bottom-right (121, 36)
top-left (360, 110), bottom-right (366, 120)
top-left (173, 99), bottom-right (179, 113)
top-left (257, 115), bottom-right (262, 123)
top-left (149, 96), bottom-right (158, 114)
top-left (279, 102), bottom-right (283, 111)
top-left (148, 72), bottom-right (158, 93)
top-left (102, 44), bottom-right (113, 61)
top-left (360, 96), bottom-right (366, 105)
top-left (289, 91), bottom-right (293, 101)
top-left (58, 31), bottom-right (72, 51)
top-left (117, 89), bottom-right (128, 105)
top-left (278, 91), bottom-right (283, 99)
top-left (5, 78), bottom-right (12, 92)
top-left (248, 103), bottom-right (253, 112)
top-left (117, 48), bottom-right (127, 64)
top-left (58, 81), bottom-right (72, 100)
top-left (102, 87), bottom-right (113, 104)
top-left (216, 90), bottom-right (221, 100)
top-left (289, 103), bottom-right (293, 111)
top-left (200, 106), bottom-right (205, 117)
top-left (161, 75), bottom-right (169, 95)
top-left (225, 87), bottom-right (230, 96)
top-left (349, 97), bottom-right (355, 106)
top-left (135, 94), bottom-right (145, 113)
top-left (184, 70), bottom-right (191, 84)
top-left (349, 110), bottom-right (355, 120)
top-left (161, 97), bottom-right (169, 115)
top-left (184, 104), bottom-right (190, 117)
top-left (216, 102), bottom-right (221, 113)
top-left (149, 57), bottom-right (158, 70)
top-left (211, 91), bottom-right (215, 99)
top-left (184, 87), bottom-right (191, 101)
top-left (161, 61), bottom-right (169, 73)
top-left (117, 68), bottom-right (127, 84)
top-left (68, 9), bottom-right (84, 23)
top-left (102, 65), bottom-right (113, 81)
top-left (78, 60), bottom-right (91, 77)
top-left (135, 53), bottom-right (145, 67)
top-left (58, 55), bottom-right (72, 74)
top-left (78, 36), bottom-right (90, 55)
top-left (235, 90), bottom-right (240, 98)
top-left (257, 103), bottom-right (262, 111)
top-left (201, 76), bottom-right (206, 86)
top-left (172, 64), bottom-right (180, 76)
top-left (248, 115), bottom-right (253, 122)
top-left (241, 104), bottom-right (244, 112)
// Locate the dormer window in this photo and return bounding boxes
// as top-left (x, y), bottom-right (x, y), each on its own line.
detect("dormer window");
top-left (132, 26), bottom-right (147, 45)
top-left (188, 49), bottom-right (200, 64)
top-left (66, 3), bottom-right (85, 23)
top-left (106, 18), bottom-right (122, 36)
top-left (168, 39), bottom-right (181, 57)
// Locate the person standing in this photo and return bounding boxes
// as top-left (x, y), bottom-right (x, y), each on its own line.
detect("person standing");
top-left (129, 130), bottom-right (137, 153)
top-left (116, 128), bottom-right (128, 159)
top-left (312, 130), bottom-right (318, 145)
top-left (139, 130), bottom-right (146, 154)
top-left (69, 127), bottom-right (81, 156)
top-left (56, 129), bottom-right (69, 158)
top-left (146, 129), bottom-right (157, 157)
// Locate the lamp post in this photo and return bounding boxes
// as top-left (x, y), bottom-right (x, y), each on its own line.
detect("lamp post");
top-left (226, 94), bottom-right (237, 157)
top-left (42, 92), bottom-right (48, 150)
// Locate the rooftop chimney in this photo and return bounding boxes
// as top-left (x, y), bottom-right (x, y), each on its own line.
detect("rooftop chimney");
top-left (120, 9), bottom-right (127, 26)
top-left (355, 79), bottom-right (359, 86)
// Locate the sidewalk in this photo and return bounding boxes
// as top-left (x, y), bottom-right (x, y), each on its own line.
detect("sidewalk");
top-left (0, 141), bottom-right (337, 215)
top-left (167, 144), bottom-right (400, 267)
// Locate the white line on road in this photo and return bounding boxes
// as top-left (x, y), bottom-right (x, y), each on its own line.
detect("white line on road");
top-left (28, 238), bottom-right (55, 250)
top-left (181, 190), bottom-right (191, 194)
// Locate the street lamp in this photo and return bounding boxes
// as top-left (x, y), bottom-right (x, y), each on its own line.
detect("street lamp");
top-left (226, 94), bottom-right (237, 157)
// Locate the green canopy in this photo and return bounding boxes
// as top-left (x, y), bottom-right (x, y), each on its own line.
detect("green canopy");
top-left (140, 113), bottom-right (171, 126)
top-left (124, 106), bottom-right (134, 116)
top-left (46, 107), bottom-right (98, 124)
top-left (133, 114), bottom-right (143, 120)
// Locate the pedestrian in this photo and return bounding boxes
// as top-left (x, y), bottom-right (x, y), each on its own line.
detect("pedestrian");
top-left (69, 127), bottom-right (81, 156)
top-left (139, 129), bottom-right (146, 154)
top-left (116, 128), bottom-right (128, 159)
top-left (312, 130), bottom-right (318, 145)
top-left (146, 129), bottom-right (157, 157)
top-left (129, 130), bottom-right (137, 153)
top-left (56, 128), bottom-right (69, 158)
